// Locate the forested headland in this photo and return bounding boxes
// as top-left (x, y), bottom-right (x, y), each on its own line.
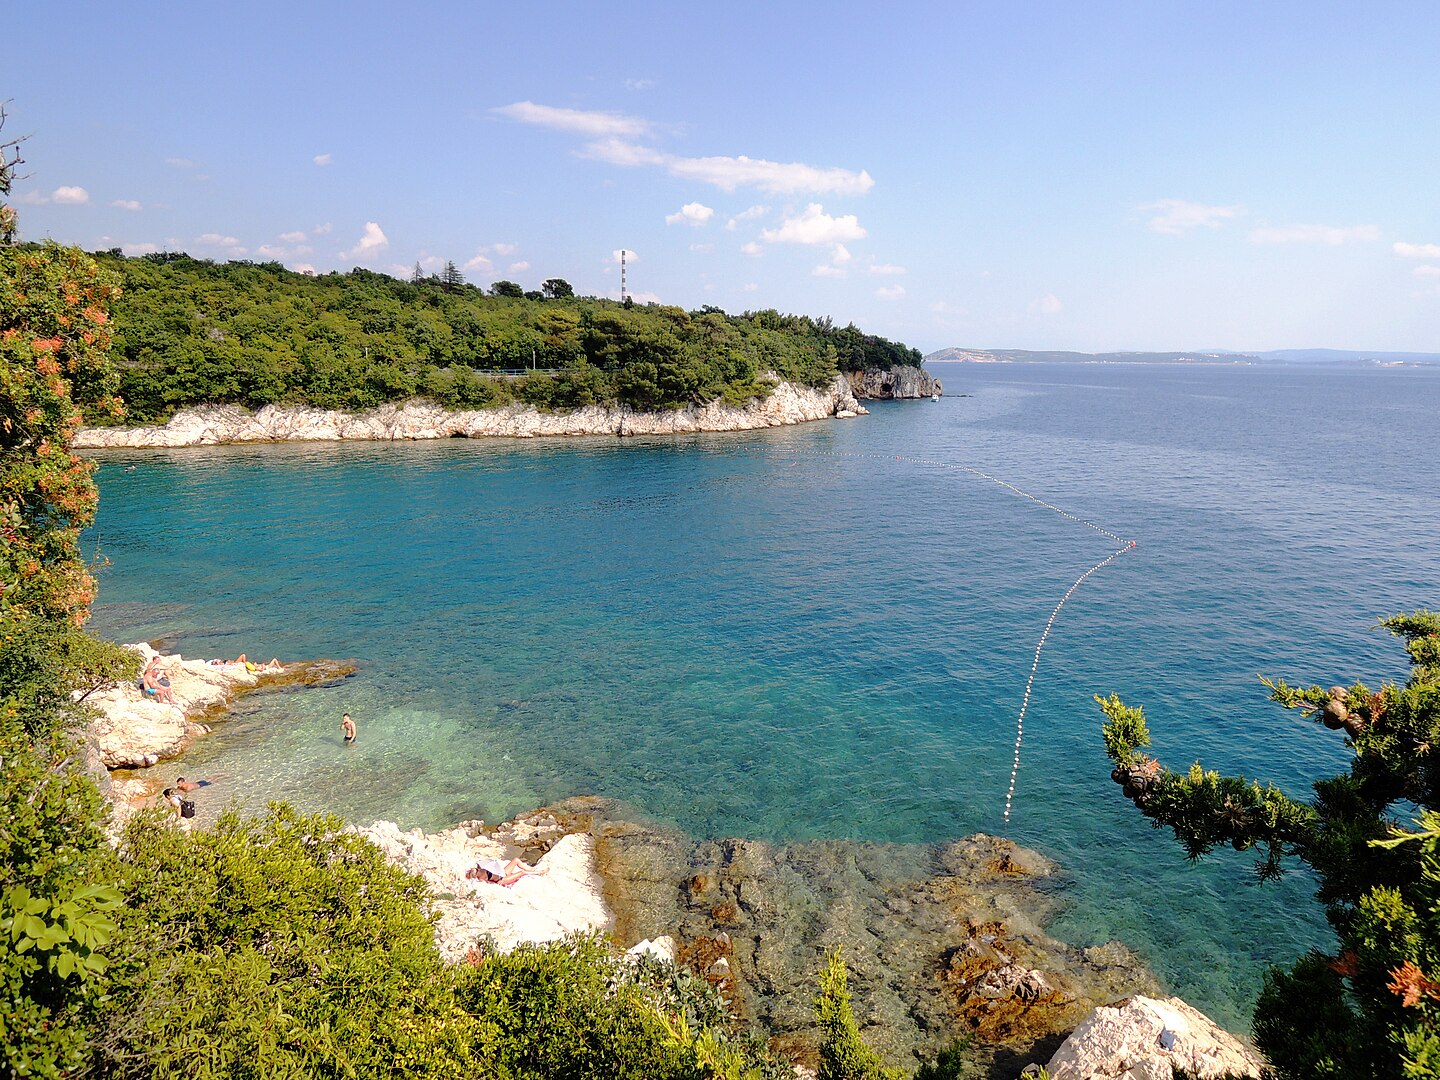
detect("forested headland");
top-left (81, 250), bottom-right (922, 424)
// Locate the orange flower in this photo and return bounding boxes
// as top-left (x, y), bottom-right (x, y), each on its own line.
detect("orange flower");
top-left (31, 337), bottom-right (62, 353)
top-left (1388, 961), bottom-right (1440, 1008)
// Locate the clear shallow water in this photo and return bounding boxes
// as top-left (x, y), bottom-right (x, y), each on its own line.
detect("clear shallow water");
top-left (86, 362), bottom-right (1440, 1030)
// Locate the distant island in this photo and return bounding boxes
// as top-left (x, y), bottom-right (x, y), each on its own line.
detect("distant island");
top-left (926, 346), bottom-right (1440, 367)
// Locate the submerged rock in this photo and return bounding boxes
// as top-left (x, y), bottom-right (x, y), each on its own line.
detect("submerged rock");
top-left (1037, 994), bottom-right (1266, 1079)
top-left (544, 798), bottom-right (1157, 1075)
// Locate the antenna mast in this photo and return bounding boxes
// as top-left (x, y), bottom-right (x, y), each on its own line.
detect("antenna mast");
top-left (620, 249), bottom-right (628, 302)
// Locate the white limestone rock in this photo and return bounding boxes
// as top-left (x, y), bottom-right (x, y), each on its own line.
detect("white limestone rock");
top-left (82, 643), bottom-right (262, 768)
top-left (74, 376), bottom-right (867, 448)
top-left (1036, 995), bottom-right (1265, 1079)
top-left (355, 819), bottom-right (612, 960)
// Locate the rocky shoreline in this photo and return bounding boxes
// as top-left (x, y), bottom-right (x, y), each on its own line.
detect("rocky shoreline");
top-left (81, 646), bottom-right (1260, 1077)
top-left (74, 374), bottom-right (871, 449)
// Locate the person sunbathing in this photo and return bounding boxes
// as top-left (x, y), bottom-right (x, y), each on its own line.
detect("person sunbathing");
top-left (142, 657), bottom-right (178, 705)
top-left (466, 857), bottom-right (549, 887)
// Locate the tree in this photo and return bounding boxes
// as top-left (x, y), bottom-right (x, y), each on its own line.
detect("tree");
top-left (1098, 611), bottom-right (1440, 1078)
top-left (1, 111), bottom-right (136, 1078)
top-left (541, 278), bottom-right (574, 300)
top-left (814, 950), bottom-right (902, 1080)
top-left (410, 260), bottom-right (425, 285)
top-left (442, 260), bottom-right (464, 293)
top-left (489, 279), bottom-right (524, 298)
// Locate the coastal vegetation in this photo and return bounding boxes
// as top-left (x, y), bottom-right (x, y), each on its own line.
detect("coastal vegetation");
top-left (1100, 611), bottom-right (1440, 1078)
top-left (78, 249), bottom-right (921, 424)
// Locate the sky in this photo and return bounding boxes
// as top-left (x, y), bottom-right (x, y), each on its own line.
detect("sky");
top-left (7, 1), bottom-right (1439, 354)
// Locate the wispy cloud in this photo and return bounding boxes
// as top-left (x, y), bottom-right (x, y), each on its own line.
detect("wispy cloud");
top-left (624, 78), bottom-right (655, 91)
top-left (110, 199), bottom-right (143, 211)
top-left (665, 201), bottom-right (714, 227)
top-left (280, 230), bottom-right (308, 243)
top-left (199, 232), bottom-right (242, 248)
top-left (23, 185), bottom-right (91, 206)
top-left (584, 139), bottom-right (873, 196)
top-left (1249, 223), bottom-right (1380, 245)
top-left (509, 260), bottom-right (530, 273)
top-left (1141, 198), bottom-right (1242, 235)
top-left (122, 242), bottom-right (161, 256)
top-left (689, 243), bottom-right (714, 254)
top-left (313, 153), bottom-right (333, 167)
top-left (1394, 241), bottom-right (1440, 258)
top-left (1412, 265), bottom-right (1440, 278)
top-left (165, 157), bottom-right (197, 169)
top-left (813, 264), bottom-right (846, 278)
top-left (868, 262), bottom-right (905, 275)
top-left (875, 284), bottom-right (906, 300)
top-left (740, 241), bottom-right (763, 256)
top-left (493, 101), bottom-right (653, 139)
top-left (760, 204), bottom-right (866, 245)
top-left (1028, 293), bottom-right (1062, 316)
top-left (726, 205), bottom-right (769, 230)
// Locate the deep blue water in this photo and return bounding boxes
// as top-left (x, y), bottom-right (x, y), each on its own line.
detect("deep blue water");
top-left (85, 362), bottom-right (1440, 1029)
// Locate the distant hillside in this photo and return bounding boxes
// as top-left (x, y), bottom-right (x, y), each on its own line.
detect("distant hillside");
top-left (926, 347), bottom-right (1440, 367)
top-left (924, 348), bottom-right (1259, 365)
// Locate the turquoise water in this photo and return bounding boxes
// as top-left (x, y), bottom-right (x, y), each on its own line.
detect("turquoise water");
top-left (86, 362), bottom-right (1440, 1029)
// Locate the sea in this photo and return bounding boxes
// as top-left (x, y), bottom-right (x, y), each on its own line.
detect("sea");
top-left (85, 361), bottom-right (1440, 1031)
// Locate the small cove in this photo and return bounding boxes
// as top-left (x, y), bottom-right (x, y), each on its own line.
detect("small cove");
top-left (87, 362), bottom-right (1440, 1031)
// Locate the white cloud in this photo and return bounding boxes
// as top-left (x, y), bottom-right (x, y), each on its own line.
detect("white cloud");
top-left (608, 249), bottom-right (637, 265)
top-left (689, 243), bottom-right (715, 254)
top-left (121, 242), bottom-right (160, 256)
top-left (463, 253), bottom-right (494, 272)
top-left (165, 157), bottom-right (196, 169)
top-left (51, 186), bottom-right (90, 205)
top-left (1394, 241), bottom-right (1440, 258)
top-left (199, 232), bottom-right (243, 247)
top-left (313, 222), bottom-right (333, 235)
top-left (491, 242), bottom-right (519, 256)
top-left (627, 289), bottom-right (662, 304)
top-left (875, 284), bottom-right (906, 300)
top-left (293, 262), bottom-right (316, 275)
top-left (348, 222), bottom-right (388, 257)
top-left (1141, 198), bottom-right (1242, 235)
top-left (509, 260), bottom-right (530, 273)
top-left (665, 201), bottom-right (715, 227)
top-left (313, 153), bottom-right (332, 167)
top-left (584, 139), bottom-right (873, 195)
top-left (624, 78), bottom-right (655, 91)
top-left (813, 264), bottom-right (846, 278)
top-left (869, 262), bottom-right (906, 275)
top-left (742, 282), bottom-right (759, 292)
top-left (1249, 223), bottom-right (1380, 245)
top-left (280, 230), bottom-right (308, 243)
top-left (760, 203), bottom-right (866, 245)
top-left (740, 241), bottom-right (763, 256)
top-left (726, 205), bottom-right (769, 230)
top-left (15, 191), bottom-right (49, 205)
top-left (1413, 265), bottom-right (1440, 278)
top-left (492, 101), bottom-right (652, 139)
top-left (256, 245), bottom-right (288, 259)
top-left (1028, 293), bottom-right (1062, 316)
top-left (110, 199), bottom-right (143, 211)
top-left (831, 244), bottom-right (852, 264)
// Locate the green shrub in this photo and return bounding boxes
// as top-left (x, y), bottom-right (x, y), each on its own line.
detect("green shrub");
top-left (815, 949), bottom-right (903, 1080)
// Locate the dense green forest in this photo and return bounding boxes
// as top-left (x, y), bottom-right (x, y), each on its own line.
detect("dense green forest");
top-left (81, 250), bottom-right (922, 424)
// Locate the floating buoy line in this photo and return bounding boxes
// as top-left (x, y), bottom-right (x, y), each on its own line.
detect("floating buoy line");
top-left (765, 446), bottom-right (1138, 824)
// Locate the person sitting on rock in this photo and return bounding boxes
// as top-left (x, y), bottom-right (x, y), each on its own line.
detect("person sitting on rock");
top-left (142, 657), bottom-right (178, 705)
top-left (466, 857), bottom-right (549, 887)
top-left (161, 787), bottom-right (184, 813)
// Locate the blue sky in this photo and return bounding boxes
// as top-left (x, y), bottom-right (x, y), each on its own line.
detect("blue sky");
top-left (7, 1), bottom-right (1438, 353)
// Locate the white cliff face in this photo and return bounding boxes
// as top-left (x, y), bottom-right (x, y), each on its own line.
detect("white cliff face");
top-left (74, 376), bottom-right (866, 449)
top-left (846, 366), bottom-right (943, 400)
top-left (1037, 995), bottom-right (1266, 1079)
top-left (355, 818), bottom-right (612, 959)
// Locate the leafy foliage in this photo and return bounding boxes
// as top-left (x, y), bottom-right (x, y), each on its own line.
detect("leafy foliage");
top-left (815, 949), bottom-right (904, 1080)
top-left (73, 250), bottom-right (920, 422)
top-left (1098, 611), bottom-right (1440, 1078)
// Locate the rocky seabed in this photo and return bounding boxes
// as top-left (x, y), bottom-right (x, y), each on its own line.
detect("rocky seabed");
top-left (74, 375), bottom-right (868, 448)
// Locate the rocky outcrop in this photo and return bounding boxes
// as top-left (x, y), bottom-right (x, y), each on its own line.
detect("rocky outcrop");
top-left (74, 376), bottom-right (866, 449)
top-left (83, 644), bottom-right (355, 769)
top-left (846, 366), bottom-right (943, 399)
top-left (355, 812), bottom-right (611, 959)
top-left (1036, 995), bottom-right (1266, 1079)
